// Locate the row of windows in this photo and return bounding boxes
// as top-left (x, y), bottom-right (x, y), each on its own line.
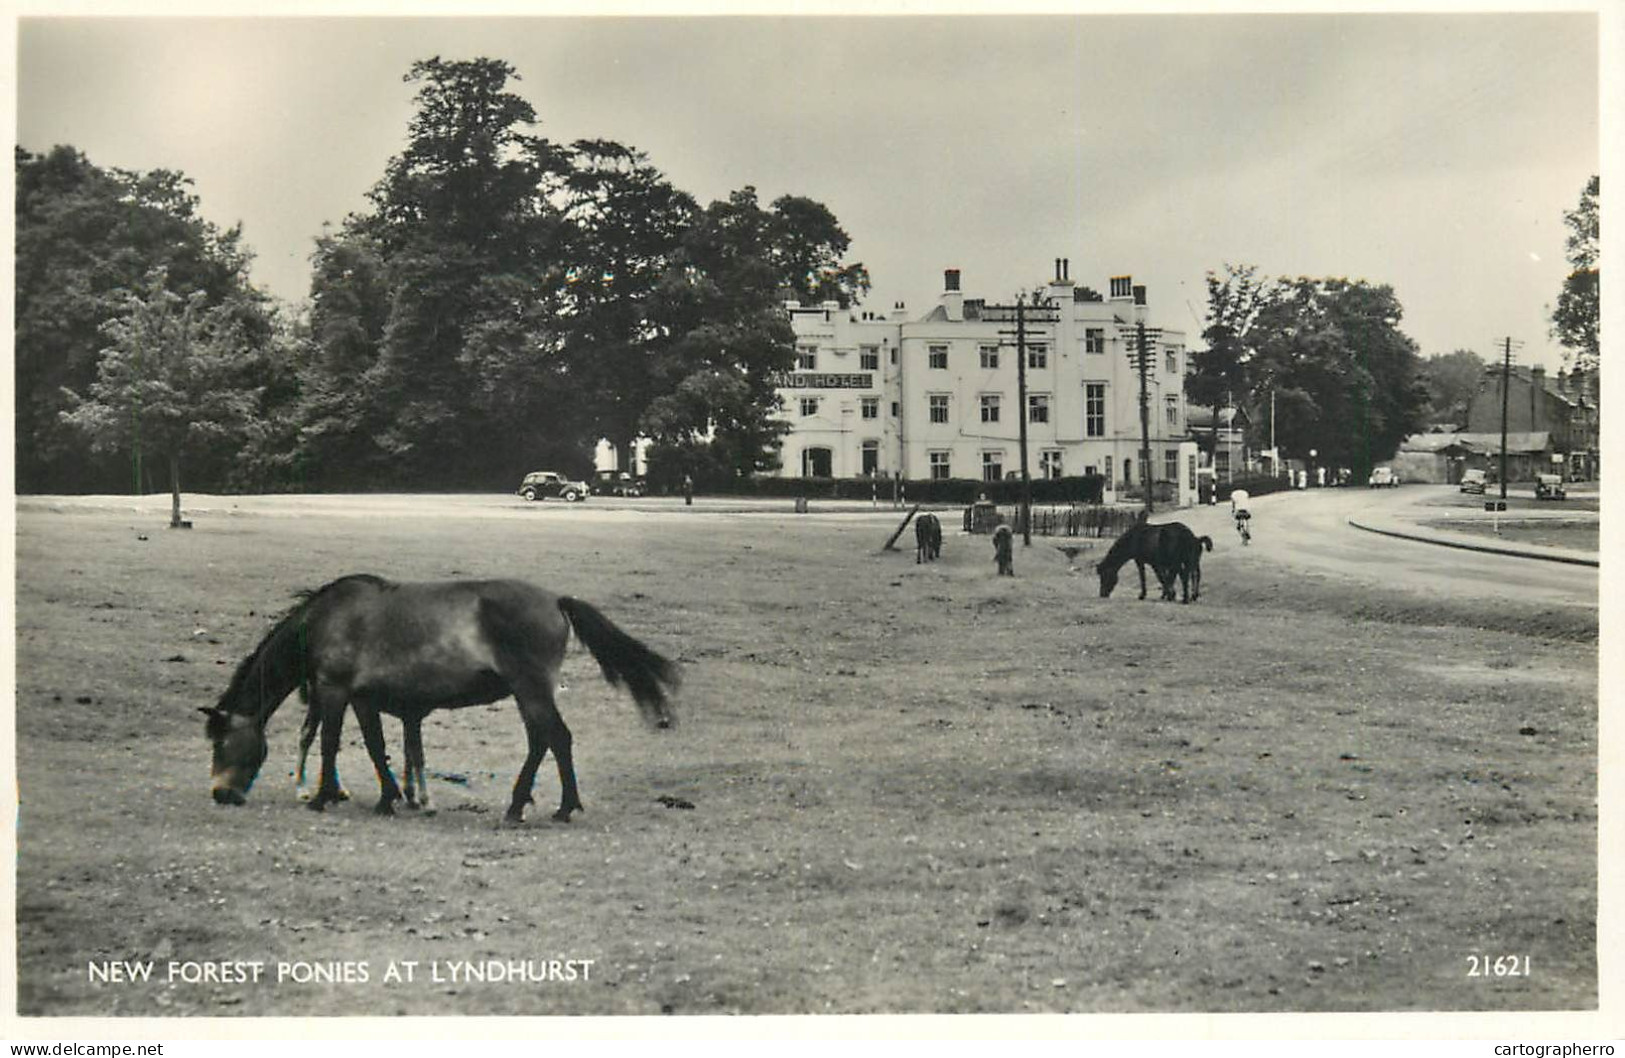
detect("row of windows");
top-left (795, 334), bottom-right (1181, 374)
top-left (801, 389), bottom-right (1182, 430)
top-left (815, 444), bottom-right (1186, 484)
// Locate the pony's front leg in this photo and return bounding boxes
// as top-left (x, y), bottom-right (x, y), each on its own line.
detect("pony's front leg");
top-left (295, 700), bottom-right (349, 803)
top-left (352, 701), bottom-right (403, 816)
top-left (308, 688), bottom-right (349, 812)
top-left (1134, 559), bottom-right (1149, 599)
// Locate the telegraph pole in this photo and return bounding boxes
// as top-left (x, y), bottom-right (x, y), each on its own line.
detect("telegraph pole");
top-left (1015, 296), bottom-right (1032, 546)
top-left (1498, 336), bottom-right (1519, 501)
top-left (1134, 285), bottom-right (1154, 514)
top-left (983, 294), bottom-right (1058, 546)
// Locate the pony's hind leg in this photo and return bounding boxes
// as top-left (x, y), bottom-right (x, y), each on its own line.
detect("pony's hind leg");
top-left (505, 678), bottom-right (581, 825)
top-left (402, 714), bottom-right (427, 810)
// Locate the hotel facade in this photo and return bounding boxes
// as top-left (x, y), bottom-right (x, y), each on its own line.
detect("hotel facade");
top-left (773, 260), bottom-right (1194, 493)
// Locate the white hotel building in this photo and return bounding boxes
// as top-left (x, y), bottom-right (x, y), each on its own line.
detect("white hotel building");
top-left (773, 260), bottom-right (1194, 492)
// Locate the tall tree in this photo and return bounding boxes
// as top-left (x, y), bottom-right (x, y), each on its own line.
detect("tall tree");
top-left (640, 187), bottom-right (803, 477)
top-left (59, 270), bottom-right (263, 525)
top-left (1247, 276), bottom-right (1427, 475)
top-left (1550, 175), bottom-right (1599, 374)
top-left (767, 195), bottom-right (870, 308)
top-left (559, 140), bottom-right (697, 473)
top-left (296, 57), bottom-right (576, 489)
top-left (15, 145), bottom-right (263, 492)
top-left (1187, 264), bottom-right (1268, 459)
top-left (1420, 349), bottom-right (1487, 426)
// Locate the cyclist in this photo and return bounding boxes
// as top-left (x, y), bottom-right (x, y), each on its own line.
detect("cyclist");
top-left (1230, 488), bottom-right (1252, 544)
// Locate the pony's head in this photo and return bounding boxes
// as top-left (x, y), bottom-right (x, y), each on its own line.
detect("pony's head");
top-left (200, 707), bottom-right (268, 805)
top-left (1096, 560), bottom-right (1118, 598)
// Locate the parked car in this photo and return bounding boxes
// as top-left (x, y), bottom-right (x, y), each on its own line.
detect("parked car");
top-left (1459, 469), bottom-right (1487, 495)
top-left (517, 471), bottom-right (588, 502)
top-left (1534, 473), bottom-right (1567, 501)
top-left (1367, 466), bottom-right (1399, 488)
top-left (591, 471), bottom-right (646, 497)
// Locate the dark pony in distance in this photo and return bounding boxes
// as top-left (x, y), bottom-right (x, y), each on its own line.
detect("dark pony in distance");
top-left (915, 513), bottom-right (942, 563)
top-left (991, 524), bottom-right (1014, 576)
top-left (202, 575), bottom-right (680, 824)
top-left (1095, 521), bottom-right (1211, 604)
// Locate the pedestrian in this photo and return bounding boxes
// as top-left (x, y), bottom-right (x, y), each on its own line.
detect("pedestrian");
top-left (682, 473), bottom-right (694, 507)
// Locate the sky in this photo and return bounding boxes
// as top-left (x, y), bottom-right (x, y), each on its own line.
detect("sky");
top-left (11, 6), bottom-right (1608, 373)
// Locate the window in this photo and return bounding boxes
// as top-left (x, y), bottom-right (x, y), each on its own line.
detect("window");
top-left (799, 397), bottom-right (819, 417)
top-left (1165, 395), bottom-right (1179, 426)
top-left (860, 346), bottom-right (880, 371)
top-left (1085, 383), bottom-right (1106, 438)
top-left (1104, 455), bottom-right (1113, 483)
top-left (980, 394), bottom-right (1001, 424)
top-left (1028, 393), bottom-right (1050, 424)
top-left (1040, 449), bottom-right (1063, 479)
top-left (1085, 328), bottom-right (1105, 354)
top-left (929, 450), bottom-right (951, 480)
top-left (861, 440), bottom-right (879, 476)
top-left (1028, 344), bottom-right (1048, 370)
top-left (979, 344), bottom-right (1000, 370)
top-left (928, 344), bottom-right (948, 369)
top-left (890, 347), bottom-right (898, 365)
top-left (796, 346), bottom-right (817, 370)
top-left (1164, 449), bottom-right (1179, 484)
top-left (861, 397), bottom-right (879, 420)
top-left (1165, 349), bottom-right (1178, 374)
top-left (891, 401), bottom-right (900, 418)
top-left (929, 394), bottom-right (950, 424)
top-left (982, 451), bottom-right (1004, 481)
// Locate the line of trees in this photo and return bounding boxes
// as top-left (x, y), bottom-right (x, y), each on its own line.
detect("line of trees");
top-left (19, 57), bottom-right (870, 497)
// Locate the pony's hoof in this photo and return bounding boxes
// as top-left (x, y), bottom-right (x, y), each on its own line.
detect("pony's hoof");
top-left (306, 798), bottom-right (328, 813)
top-left (502, 810), bottom-right (527, 827)
top-left (333, 788), bottom-right (351, 803)
top-left (296, 788), bottom-right (313, 803)
top-left (374, 801), bottom-right (396, 817)
top-left (551, 808), bottom-right (575, 823)
top-left (402, 801), bottom-right (422, 812)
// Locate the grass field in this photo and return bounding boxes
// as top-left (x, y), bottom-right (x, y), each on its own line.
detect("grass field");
top-left (12, 499), bottom-right (1599, 1016)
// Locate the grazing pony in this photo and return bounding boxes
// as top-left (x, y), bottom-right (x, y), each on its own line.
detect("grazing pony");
top-left (991, 524), bottom-right (1014, 576)
top-left (202, 574), bottom-right (679, 824)
top-left (915, 513), bottom-right (943, 563)
top-left (1095, 521), bottom-right (1207, 602)
top-left (1160, 526), bottom-right (1214, 604)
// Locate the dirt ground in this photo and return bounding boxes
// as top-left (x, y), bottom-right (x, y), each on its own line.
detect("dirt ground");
top-left (11, 498), bottom-right (1598, 1016)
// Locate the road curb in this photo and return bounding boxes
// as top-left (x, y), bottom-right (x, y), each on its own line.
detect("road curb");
top-left (1346, 516), bottom-right (1599, 568)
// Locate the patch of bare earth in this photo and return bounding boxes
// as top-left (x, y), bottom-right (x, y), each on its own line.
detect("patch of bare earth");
top-left (13, 501), bottom-right (1596, 1016)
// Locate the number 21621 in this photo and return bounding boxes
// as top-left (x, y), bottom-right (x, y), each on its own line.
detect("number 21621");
top-left (1467, 954), bottom-right (1530, 977)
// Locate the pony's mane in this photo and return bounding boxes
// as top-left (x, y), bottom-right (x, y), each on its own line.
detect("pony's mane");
top-left (215, 574), bottom-right (391, 718)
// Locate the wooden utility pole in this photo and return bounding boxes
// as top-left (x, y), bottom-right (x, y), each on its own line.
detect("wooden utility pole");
top-left (1133, 285), bottom-right (1154, 514)
top-left (1498, 336), bottom-right (1513, 501)
top-left (984, 295), bottom-right (1059, 547)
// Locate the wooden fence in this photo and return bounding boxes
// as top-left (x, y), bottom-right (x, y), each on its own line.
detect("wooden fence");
top-left (962, 503), bottom-right (1144, 539)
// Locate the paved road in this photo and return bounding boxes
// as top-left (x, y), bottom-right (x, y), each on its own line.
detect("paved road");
top-left (1172, 486), bottom-right (1598, 611)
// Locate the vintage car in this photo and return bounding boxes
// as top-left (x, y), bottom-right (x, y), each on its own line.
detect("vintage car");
top-left (1459, 469), bottom-right (1488, 495)
top-left (1367, 466), bottom-right (1399, 488)
top-left (591, 471), bottom-right (646, 497)
top-left (516, 471), bottom-right (589, 502)
top-left (1534, 473), bottom-right (1567, 501)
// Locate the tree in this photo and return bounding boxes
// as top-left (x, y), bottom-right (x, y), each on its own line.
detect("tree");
top-left (15, 145), bottom-right (263, 493)
top-left (1246, 276), bottom-right (1427, 475)
top-left (1550, 175), bottom-right (1599, 374)
top-left (59, 271), bottom-right (263, 526)
top-left (558, 140), bottom-right (698, 473)
top-left (1420, 349), bottom-right (1487, 426)
top-left (766, 195), bottom-right (870, 308)
top-left (1187, 264), bottom-right (1268, 459)
top-left (295, 57), bottom-right (577, 489)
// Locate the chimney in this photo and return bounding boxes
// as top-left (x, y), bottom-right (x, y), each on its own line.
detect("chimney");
top-left (890, 299), bottom-right (909, 322)
top-left (1109, 275), bottom-right (1134, 301)
top-left (1051, 255), bottom-right (1074, 296)
top-left (941, 268), bottom-right (963, 322)
top-left (1132, 285), bottom-right (1147, 307)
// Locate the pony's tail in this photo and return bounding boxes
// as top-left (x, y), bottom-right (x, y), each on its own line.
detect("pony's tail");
top-left (1200, 535), bottom-right (1213, 552)
top-left (557, 597), bottom-right (681, 729)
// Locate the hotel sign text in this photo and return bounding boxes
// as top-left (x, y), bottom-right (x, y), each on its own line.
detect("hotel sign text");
top-left (775, 372), bottom-right (874, 389)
